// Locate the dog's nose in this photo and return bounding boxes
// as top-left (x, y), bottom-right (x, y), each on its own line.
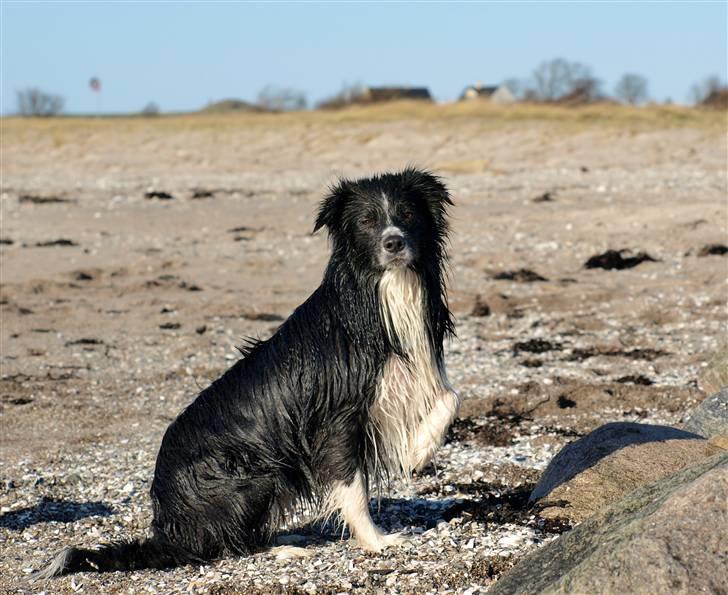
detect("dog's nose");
top-left (382, 234), bottom-right (405, 254)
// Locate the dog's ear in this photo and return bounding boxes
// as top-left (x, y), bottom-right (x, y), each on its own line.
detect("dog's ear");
top-left (313, 178), bottom-right (353, 234)
top-left (402, 168), bottom-right (453, 229)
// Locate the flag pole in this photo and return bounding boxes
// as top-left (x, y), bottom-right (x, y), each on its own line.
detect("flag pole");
top-left (89, 77), bottom-right (101, 117)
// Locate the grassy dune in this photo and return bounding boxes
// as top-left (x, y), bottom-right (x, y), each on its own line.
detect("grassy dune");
top-left (2, 101), bottom-right (725, 143)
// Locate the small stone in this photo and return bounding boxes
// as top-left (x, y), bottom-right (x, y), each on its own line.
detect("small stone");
top-left (683, 388), bottom-right (728, 438)
top-left (698, 344), bottom-right (728, 394)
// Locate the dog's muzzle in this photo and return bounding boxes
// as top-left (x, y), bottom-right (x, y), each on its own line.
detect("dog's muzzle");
top-left (379, 231), bottom-right (412, 267)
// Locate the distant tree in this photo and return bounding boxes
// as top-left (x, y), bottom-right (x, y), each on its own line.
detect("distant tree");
top-left (532, 58), bottom-right (570, 100)
top-left (561, 76), bottom-right (603, 103)
top-left (531, 58), bottom-right (593, 101)
top-left (501, 78), bottom-right (526, 100)
top-left (256, 85), bottom-right (307, 111)
top-left (615, 74), bottom-right (649, 105)
top-left (522, 88), bottom-right (540, 102)
top-left (141, 102), bottom-right (160, 116)
top-left (316, 82), bottom-right (367, 109)
top-left (689, 75), bottom-right (723, 104)
top-left (16, 88), bottom-right (64, 116)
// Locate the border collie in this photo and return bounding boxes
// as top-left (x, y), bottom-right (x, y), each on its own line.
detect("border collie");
top-left (37, 167), bottom-right (457, 577)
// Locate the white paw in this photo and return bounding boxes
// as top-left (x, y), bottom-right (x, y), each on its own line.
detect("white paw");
top-left (357, 531), bottom-right (409, 553)
top-left (381, 531), bottom-right (409, 548)
top-left (270, 545), bottom-right (314, 560)
top-left (411, 448), bottom-right (433, 472)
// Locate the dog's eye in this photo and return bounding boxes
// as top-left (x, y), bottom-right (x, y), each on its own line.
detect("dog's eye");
top-left (361, 214), bottom-right (378, 228)
top-left (401, 209), bottom-right (415, 222)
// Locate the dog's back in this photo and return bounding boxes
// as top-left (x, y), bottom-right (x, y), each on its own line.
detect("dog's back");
top-left (149, 279), bottom-right (389, 558)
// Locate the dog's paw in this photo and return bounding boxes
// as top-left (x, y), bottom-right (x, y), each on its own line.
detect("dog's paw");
top-left (357, 532), bottom-right (409, 553)
top-left (270, 545), bottom-right (314, 560)
top-left (381, 532), bottom-right (409, 548)
top-left (411, 449), bottom-right (433, 473)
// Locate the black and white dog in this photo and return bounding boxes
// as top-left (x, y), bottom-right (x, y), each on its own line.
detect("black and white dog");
top-left (38, 168), bottom-right (458, 577)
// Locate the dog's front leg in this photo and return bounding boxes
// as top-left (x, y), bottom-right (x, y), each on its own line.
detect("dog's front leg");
top-left (410, 390), bottom-right (459, 472)
top-left (327, 471), bottom-right (403, 553)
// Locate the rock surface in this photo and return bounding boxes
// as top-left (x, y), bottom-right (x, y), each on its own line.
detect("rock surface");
top-left (683, 388), bottom-right (728, 438)
top-left (492, 451), bottom-right (728, 595)
top-left (530, 422), bottom-right (722, 521)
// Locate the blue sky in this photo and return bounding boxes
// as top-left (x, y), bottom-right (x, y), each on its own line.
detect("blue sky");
top-left (2, 1), bottom-right (726, 114)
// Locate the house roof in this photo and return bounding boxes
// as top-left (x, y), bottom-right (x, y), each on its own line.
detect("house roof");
top-left (364, 87), bottom-right (432, 101)
top-left (464, 85), bottom-right (499, 96)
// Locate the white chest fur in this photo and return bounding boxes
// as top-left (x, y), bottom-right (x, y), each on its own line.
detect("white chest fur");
top-left (370, 268), bottom-right (455, 477)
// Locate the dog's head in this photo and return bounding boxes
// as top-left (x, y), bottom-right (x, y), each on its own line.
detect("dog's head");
top-left (313, 168), bottom-right (452, 275)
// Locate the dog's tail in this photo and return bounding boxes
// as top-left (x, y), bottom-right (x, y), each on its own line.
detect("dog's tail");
top-left (34, 537), bottom-right (202, 579)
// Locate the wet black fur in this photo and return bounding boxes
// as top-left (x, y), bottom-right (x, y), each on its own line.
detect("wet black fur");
top-left (36, 168), bottom-right (453, 578)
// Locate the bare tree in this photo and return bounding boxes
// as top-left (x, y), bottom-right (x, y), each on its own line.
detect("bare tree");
top-left (565, 76), bottom-right (603, 103)
top-left (140, 102), bottom-right (160, 117)
top-left (256, 85), bottom-right (307, 111)
top-left (689, 75), bottom-right (723, 104)
top-left (316, 82), bottom-right (367, 109)
top-left (501, 78), bottom-right (526, 100)
top-left (531, 58), bottom-right (593, 101)
top-left (16, 88), bottom-right (64, 116)
top-left (615, 74), bottom-right (648, 105)
top-left (522, 88), bottom-right (541, 102)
